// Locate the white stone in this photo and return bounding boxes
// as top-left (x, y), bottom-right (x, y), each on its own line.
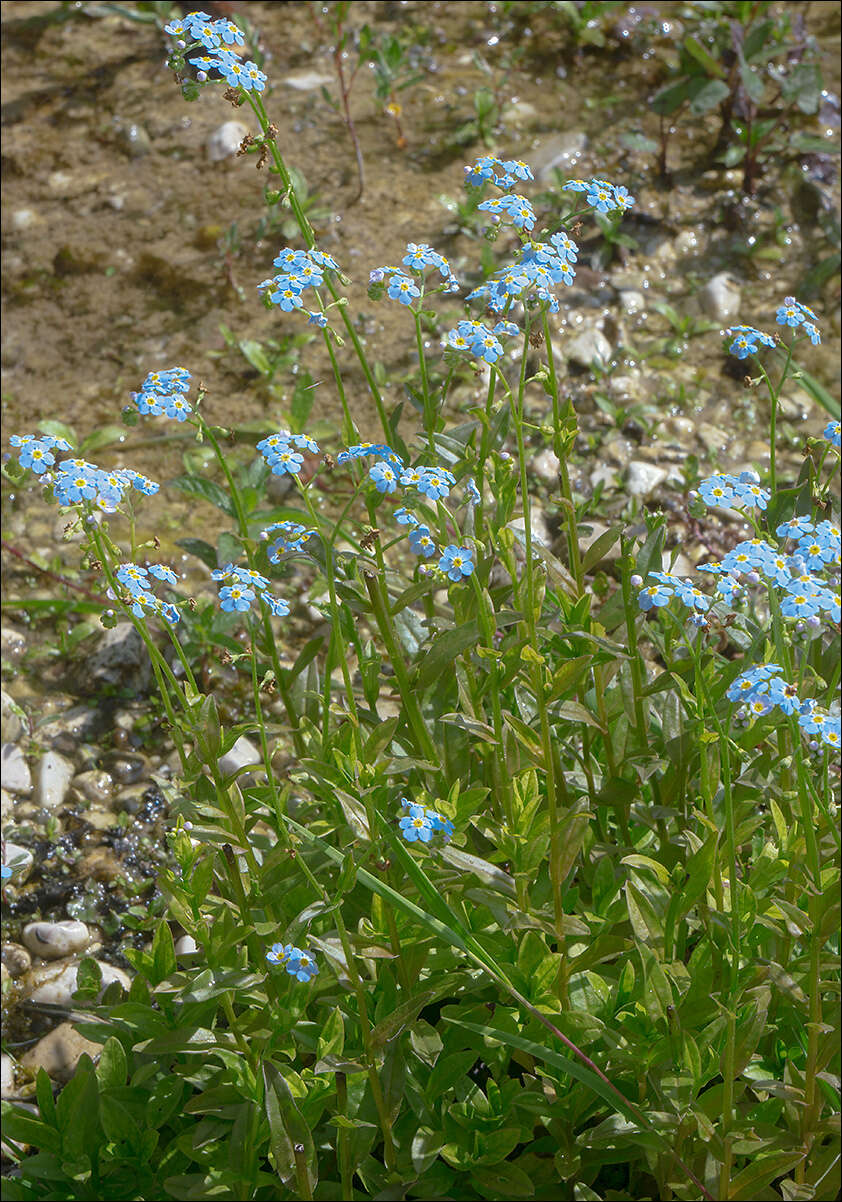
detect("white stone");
top-left (2, 844), bottom-right (33, 885)
top-left (283, 70), bottom-right (333, 91)
top-left (0, 627), bottom-right (27, 659)
top-left (23, 921), bottom-right (91, 961)
top-left (218, 735), bottom-right (262, 780)
top-left (566, 326), bottom-right (612, 369)
top-left (12, 209), bottom-right (39, 231)
top-left (698, 272), bottom-right (741, 323)
top-left (617, 290), bottom-right (646, 315)
top-left (1, 743), bottom-right (31, 794)
top-left (530, 448), bottom-right (560, 483)
top-left (2, 943), bottom-right (32, 978)
top-left (531, 131), bottom-right (588, 182)
top-left (36, 750), bottom-right (75, 811)
top-left (72, 769), bottom-right (114, 804)
top-left (205, 120), bottom-right (250, 163)
top-left (509, 508), bottom-right (553, 548)
top-left (626, 461), bottom-right (668, 497)
top-left (1, 691), bottom-right (24, 743)
top-left (1, 1053), bottom-right (16, 1099)
top-left (175, 935), bottom-right (199, 958)
top-left (25, 959), bottom-right (131, 1007)
top-left (21, 1023), bottom-right (102, 1085)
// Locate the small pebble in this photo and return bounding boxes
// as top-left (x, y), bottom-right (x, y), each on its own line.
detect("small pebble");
top-left (205, 120), bottom-right (249, 162)
top-left (22, 920), bottom-right (91, 961)
top-left (24, 959), bottom-right (131, 1007)
top-left (21, 1023), bottom-right (102, 1085)
top-left (36, 750), bottom-right (75, 810)
top-left (626, 461), bottom-right (668, 497)
top-left (1, 743), bottom-right (31, 794)
top-left (1, 843), bottom-right (33, 885)
top-left (698, 272), bottom-right (741, 323)
top-left (2, 943), bottom-right (32, 978)
top-left (72, 769), bottom-right (114, 805)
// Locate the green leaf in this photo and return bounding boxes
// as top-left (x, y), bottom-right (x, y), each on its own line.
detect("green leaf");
top-left (688, 77), bottom-right (731, 114)
top-left (729, 1151), bottom-right (806, 1199)
top-left (652, 79), bottom-right (690, 116)
top-left (262, 1062), bottom-right (317, 1193)
top-left (0, 1104), bottom-right (61, 1154)
top-left (316, 1007), bottom-right (345, 1060)
top-left (582, 526), bottom-right (620, 573)
top-left (415, 622), bottom-right (481, 689)
top-left (150, 920), bottom-right (176, 985)
top-left (471, 1159), bottom-right (534, 1197)
top-left (371, 976), bottom-right (461, 1051)
top-left (95, 1037), bottom-right (127, 1088)
top-left (683, 34), bottom-right (725, 77)
top-left (170, 474), bottom-right (234, 517)
top-left (439, 847), bottom-right (516, 897)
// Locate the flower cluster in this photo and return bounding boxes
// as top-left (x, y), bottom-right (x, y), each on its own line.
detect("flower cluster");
top-left (266, 942), bottom-right (319, 981)
top-left (256, 428), bottom-right (320, 476)
top-left (727, 665), bottom-right (839, 750)
top-left (165, 11), bottom-right (267, 92)
top-left (561, 178), bottom-right (635, 214)
top-left (697, 471), bottom-right (770, 511)
top-left (131, 367), bottom-right (194, 422)
top-left (10, 438), bottom-right (160, 513)
top-left (211, 564), bottom-right (289, 617)
top-left (445, 319), bottom-right (508, 364)
top-left (336, 441), bottom-right (404, 469)
top-left (464, 155), bottom-right (534, 189)
top-left (9, 433), bottom-right (73, 474)
top-left (727, 325), bottom-right (777, 360)
top-left (258, 248), bottom-right (340, 326)
top-left (776, 296), bottom-right (821, 344)
top-left (477, 193), bottom-right (537, 232)
top-left (727, 298), bottom-right (821, 360)
top-left (370, 242), bottom-right (460, 307)
top-left (262, 520), bottom-right (316, 561)
top-left (639, 516), bottom-right (840, 627)
top-left (399, 799), bottom-right (454, 844)
top-left (112, 563), bottom-right (181, 625)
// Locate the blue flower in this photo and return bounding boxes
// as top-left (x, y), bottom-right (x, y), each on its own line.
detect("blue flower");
top-left (698, 475), bottom-right (737, 508)
top-left (394, 507), bottom-right (419, 526)
top-left (726, 325), bottom-right (776, 359)
top-left (464, 478), bottom-right (481, 506)
top-left (408, 525), bottom-right (437, 558)
top-left (775, 297), bottom-right (804, 328)
top-left (386, 273), bottom-right (421, 305)
top-left (585, 180), bottom-right (619, 212)
top-left (776, 515), bottom-right (815, 540)
top-left (369, 460), bottom-right (399, 494)
top-left (263, 521), bottom-right (316, 559)
top-left (266, 943), bottom-right (318, 981)
top-left (733, 478), bottom-right (769, 510)
top-left (780, 589), bottom-right (821, 620)
top-left (672, 579), bottom-right (711, 612)
top-left (219, 584), bottom-right (255, 613)
top-left (638, 581), bottom-right (673, 611)
top-left (267, 448), bottom-right (304, 476)
top-left (264, 594), bottom-right (290, 618)
top-left (438, 545), bottom-right (475, 581)
top-left (17, 439), bottom-right (55, 474)
top-left (148, 563), bottom-right (179, 586)
top-left (399, 810), bottom-right (434, 843)
top-left (824, 420), bottom-right (841, 448)
top-left (427, 809), bottom-right (454, 841)
top-left (414, 467), bottom-right (454, 501)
